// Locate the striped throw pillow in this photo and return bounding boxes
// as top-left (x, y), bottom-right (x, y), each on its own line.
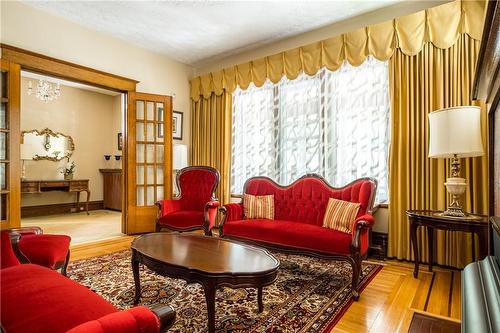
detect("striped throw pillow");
top-left (243, 194), bottom-right (274, 220)
top-left (322, 198), bottom-right (361, 233)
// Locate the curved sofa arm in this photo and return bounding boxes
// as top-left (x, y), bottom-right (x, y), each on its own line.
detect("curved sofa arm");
top-left (155, 200), bottom-right (182, 219)
top-left (350, 214), bottom-right (375, 257)
top-left (204, 200), bottom-right (220, 232)
top-left (66, 305), bottom-right (175, 333)
top-left (213, 203), bottom-right (244, 237)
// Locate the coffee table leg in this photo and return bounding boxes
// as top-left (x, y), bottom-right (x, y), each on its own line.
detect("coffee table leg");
top-left (258, 287), bottom-right (263, 313)
top-left (132, 250), bottom-right (141, 305)
top-left (202, 282), bottom-right (216, 333)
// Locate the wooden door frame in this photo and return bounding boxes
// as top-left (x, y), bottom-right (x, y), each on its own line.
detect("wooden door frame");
top-left (1, 44), bottom-right (138, 233)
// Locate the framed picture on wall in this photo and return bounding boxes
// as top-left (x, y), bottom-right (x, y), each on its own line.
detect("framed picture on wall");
top-left (173, 111), bottom-right (183, 140)
top-left (117, 132), bottom-right (123, 151)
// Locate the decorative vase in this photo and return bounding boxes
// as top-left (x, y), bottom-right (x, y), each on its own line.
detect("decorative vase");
top-left (64, 173), bottom-right (73, 180)
top-left (104, 155), bottom-right (111, 169)
top-left (114, 155), bottom-right (122, 169)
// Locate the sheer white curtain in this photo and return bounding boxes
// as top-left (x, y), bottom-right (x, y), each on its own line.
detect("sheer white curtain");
top-left (232, 57), bottom-right (390, 202)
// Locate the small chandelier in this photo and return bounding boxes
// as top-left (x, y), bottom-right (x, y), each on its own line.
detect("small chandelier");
top-left (28, 79), bottom-right (61, 102)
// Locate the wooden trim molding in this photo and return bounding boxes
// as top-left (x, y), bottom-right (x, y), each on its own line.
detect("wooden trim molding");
top-left (21, 200), bottom-right (104, 218)
top-left (0, 44), bottom-right (138, 92)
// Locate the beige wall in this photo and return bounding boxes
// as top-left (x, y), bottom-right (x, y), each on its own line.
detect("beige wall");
top-left (21, 77), bottom-right (121, 206)
top-left (1, 0), bottom-right (192, 150)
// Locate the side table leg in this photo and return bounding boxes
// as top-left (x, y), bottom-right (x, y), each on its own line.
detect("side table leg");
top-left (132, 250), bottom-right (141, 305)
top-left (258, 287), bottom-right (263, 313)
top-left (85, 190), bottom-right (90, 215)
top-left (477, 228), bottom-right (489, 260)
top-left (427, 227), bottom-right (434, 272)
top-left (410, 221), bottom-right (420, 278)
top-left (202, 282), bottom-right (217, 333)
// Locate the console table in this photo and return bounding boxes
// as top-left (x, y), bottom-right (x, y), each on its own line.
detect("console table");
top-left (21, 179), bottom-right (91, 215)
top-left (407, 210), bottom-right (488, 278)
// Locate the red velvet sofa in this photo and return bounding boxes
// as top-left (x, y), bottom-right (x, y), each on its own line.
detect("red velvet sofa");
top-left (216, 175), bottom-right (377, 300)
top-left (0, 232), bottom-right (176, 333)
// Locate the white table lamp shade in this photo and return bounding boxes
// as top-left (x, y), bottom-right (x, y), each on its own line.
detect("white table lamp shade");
top-left (428, 106), bottom-right (484, 158)
top-left (173, 144), bottom-right (188, 170)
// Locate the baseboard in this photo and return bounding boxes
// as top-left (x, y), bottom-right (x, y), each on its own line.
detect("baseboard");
top-left (21, 200), bottom-right (104, 218)
top-left (369, 231), bottom-right (388, 259)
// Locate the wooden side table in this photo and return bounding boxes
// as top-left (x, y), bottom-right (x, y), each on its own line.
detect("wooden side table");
top-left (406, 210), bottom-right (488, 278)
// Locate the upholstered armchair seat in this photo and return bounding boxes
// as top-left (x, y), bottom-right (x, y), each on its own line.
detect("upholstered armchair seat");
top-left (156, 166), bottom-right (220, 235)
top-left (1, 228), bottom-right (71, 275)
top-left (158, 210), bottom-right (205, 229)
top-left (18, 234), bottom-right (71, 270)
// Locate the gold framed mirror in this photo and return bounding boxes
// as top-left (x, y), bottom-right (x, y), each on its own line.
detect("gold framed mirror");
top-left (21, 128), bottom-right (75, 161)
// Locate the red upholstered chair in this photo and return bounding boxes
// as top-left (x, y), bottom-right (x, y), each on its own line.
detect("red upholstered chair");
top-left (1, 227), bottom-right (71, 275)
top-left (156, 166), bottom-right (220, 235)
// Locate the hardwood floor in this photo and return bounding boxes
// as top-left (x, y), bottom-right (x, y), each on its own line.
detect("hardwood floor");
top-left (70, 236), bottom-right (460, 333)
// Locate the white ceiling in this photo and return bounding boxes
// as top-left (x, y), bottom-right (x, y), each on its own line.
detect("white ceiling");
top-left (23, 0), bottom-right (402, 66)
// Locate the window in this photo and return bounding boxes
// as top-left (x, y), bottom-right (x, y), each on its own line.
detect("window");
top-left (231, 57), bottom-right (390, 202)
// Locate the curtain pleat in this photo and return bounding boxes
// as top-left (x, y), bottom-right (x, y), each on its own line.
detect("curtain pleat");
top-left (191, 92), bottom-right (232, 204)
top-left (388, 34), bottom-right (488, 268)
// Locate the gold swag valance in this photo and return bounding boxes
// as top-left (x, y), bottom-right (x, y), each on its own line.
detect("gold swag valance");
top-left (190, 0), bottom-right (486, 102)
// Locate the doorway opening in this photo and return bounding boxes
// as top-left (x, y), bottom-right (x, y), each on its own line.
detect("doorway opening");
top-left (20, 70), bottom-right (126, 244)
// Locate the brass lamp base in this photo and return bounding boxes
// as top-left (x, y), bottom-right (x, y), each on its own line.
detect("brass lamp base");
top-left (442, 176), bottom-right (466, 217)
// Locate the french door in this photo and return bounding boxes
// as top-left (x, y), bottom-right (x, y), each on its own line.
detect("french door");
top-left (0, 60), bottom-right (21, 228)
top-left (125, 92), bottom-right (172, 234)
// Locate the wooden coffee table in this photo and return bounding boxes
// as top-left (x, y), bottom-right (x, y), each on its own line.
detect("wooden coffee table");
top-left (131, 233), bottom-right (280, 333)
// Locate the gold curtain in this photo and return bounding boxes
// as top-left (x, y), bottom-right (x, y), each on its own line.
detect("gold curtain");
top-left (191, 91), bottom-right (232, 204)
top-left (190, 0), bottom-right (485, 100)
top-left (388, 34), bottom-right (489, 268)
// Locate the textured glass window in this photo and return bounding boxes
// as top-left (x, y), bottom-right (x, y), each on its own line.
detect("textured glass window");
top-left (231, 57), bottom-right (390, 203)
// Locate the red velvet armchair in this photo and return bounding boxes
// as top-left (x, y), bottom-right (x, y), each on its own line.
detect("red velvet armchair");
top-left (156, 166), bottom-right (220, 235)
top-left (1, 227), bottom-right (71, 275)
top-left (0, 234), bottom-right (176, 333)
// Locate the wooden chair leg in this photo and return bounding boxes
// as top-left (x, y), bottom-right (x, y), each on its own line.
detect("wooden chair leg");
top-left (61, 250), bottom-right (70, 276)
top-left (350, 254), bottom-right (362, 301)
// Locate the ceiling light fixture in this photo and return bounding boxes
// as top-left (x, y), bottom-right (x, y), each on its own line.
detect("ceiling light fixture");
top-left (28, 79), bottom-right (61, 102)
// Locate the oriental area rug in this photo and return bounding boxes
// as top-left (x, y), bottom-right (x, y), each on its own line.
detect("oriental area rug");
top-left (69, 250), bottom-right (381, 333)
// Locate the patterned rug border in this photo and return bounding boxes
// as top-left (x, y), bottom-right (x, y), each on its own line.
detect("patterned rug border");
top-left (69, 249), bottom-right (383, 332)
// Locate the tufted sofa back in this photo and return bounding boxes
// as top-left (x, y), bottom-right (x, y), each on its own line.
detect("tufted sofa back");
top-left (243, 175), bottom-right (377, 226)
top-left (178, 166), bottom-right (219, 211)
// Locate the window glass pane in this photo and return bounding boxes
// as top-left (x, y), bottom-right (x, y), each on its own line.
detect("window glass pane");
top-left (231, 56), bottom-right (390, 202)
top-left (137, 186), bottom-right (145, 206)
top-left (1, 72), bottom-right (7, 99)
top-left (146, 144), bottom-right (155, 163)
top-left (146, 186), bottom-right (155, 205)
top-left (146, 102), bottom-right (154, 121)
top-left (0, 163), bottom-right (6, 190)
top-left (136, 166), bottom-right (144, 185)
top-left (156, 144), bottom-right (164, 163)
top-left (156, 166), bottom-right (163, 184)
top-left (157, 186), bottom-right (164, 201)
top-left (136, 101), bottom-right (144, 120)
top-left (156, 123), bottom-right (164, 142)
top-left (146, 123), bottom-right (154, 142)
top-left (136, 144), bottom-right (145, 163)
top-left (136, 122), bottom-right (144, 141)
top-left (0, 193), bottom-right (6, 220)
top-left (0, 103), bottom-right (6, 129)
top-left (0, 132), bottom-right (7, 160)
top-left (146, 166), bottom-right (154, 184)
top-left (157, 103), bottom-right (164, 121)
